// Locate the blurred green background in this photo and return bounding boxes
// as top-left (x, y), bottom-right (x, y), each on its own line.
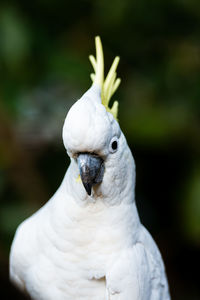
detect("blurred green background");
top-left (0, 0), bottom-right (200, 299)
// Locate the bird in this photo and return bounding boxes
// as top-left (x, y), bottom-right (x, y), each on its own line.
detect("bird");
top-left (10, 36), bottom-right (170, 300)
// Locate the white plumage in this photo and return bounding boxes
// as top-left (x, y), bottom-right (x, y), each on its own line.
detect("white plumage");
top-left (10, 37), bottom-right (170, 300)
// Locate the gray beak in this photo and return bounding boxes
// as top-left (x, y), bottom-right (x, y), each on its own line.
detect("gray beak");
top-left (77, 153), bottom-right (104, 196)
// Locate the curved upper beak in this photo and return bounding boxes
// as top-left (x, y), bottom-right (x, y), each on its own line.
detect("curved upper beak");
top-left (77, 153), bottom-right (104, 196)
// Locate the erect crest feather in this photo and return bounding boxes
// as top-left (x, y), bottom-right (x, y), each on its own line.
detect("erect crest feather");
top-left (89, 36), bottom-right (121, 120)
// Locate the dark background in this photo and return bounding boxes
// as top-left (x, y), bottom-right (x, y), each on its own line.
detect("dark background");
top-left (0, 0), bottom-right (200, 299)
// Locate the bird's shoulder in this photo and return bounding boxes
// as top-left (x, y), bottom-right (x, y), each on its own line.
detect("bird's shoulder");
top-left (10, 214), bottom-right (38, 265)
top-left (10, 201), bottom-right (52, 268)
top-left (106, 231), bottom-right (170, 299)
top-left (9, 213), bottom-right (37, 291)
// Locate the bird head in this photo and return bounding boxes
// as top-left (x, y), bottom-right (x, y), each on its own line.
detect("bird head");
top-left (63, 37), bottom-right (135, 203)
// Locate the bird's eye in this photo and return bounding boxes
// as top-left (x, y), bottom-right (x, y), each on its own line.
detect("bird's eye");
top-left (109, 137), bottom-right (118, 153)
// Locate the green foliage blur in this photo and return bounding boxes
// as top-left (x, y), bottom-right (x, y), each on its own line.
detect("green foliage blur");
top-left (0, 0), bottom-right (200, 299)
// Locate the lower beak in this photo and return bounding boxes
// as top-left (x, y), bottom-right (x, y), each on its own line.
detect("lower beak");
top-left (77, 153), bottom-right (104, 196)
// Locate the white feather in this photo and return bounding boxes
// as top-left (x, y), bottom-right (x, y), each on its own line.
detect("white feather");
top-left (10, 84), bottom-right (170, 300)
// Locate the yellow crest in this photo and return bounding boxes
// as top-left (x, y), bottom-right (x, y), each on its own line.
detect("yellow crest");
top-left (89, 36), bottom-right (121, 120)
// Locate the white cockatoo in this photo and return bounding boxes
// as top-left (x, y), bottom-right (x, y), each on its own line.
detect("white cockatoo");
top-left (10, 36), bottom-right (170, 300)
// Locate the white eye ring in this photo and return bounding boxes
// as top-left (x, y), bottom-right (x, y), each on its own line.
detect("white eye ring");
top-left (109, 137), bottom-right (118, 153)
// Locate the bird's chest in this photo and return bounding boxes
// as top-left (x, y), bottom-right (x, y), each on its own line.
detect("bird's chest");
top-left (27, 255), bottom-right (107, 300)
top-left (30, 219), bottom-right (122, 300)
top-left (46, 202), bottom-right (125, 275)
top-left (51, 218), bottom-right (122, 277)
top-left (27, 201), bottom-right (130, 300)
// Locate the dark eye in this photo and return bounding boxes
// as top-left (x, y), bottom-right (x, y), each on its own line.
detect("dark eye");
top-left (109, 137), bottom-right (118, 153)
top-left (111, 141), bottom-right (118, 150)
